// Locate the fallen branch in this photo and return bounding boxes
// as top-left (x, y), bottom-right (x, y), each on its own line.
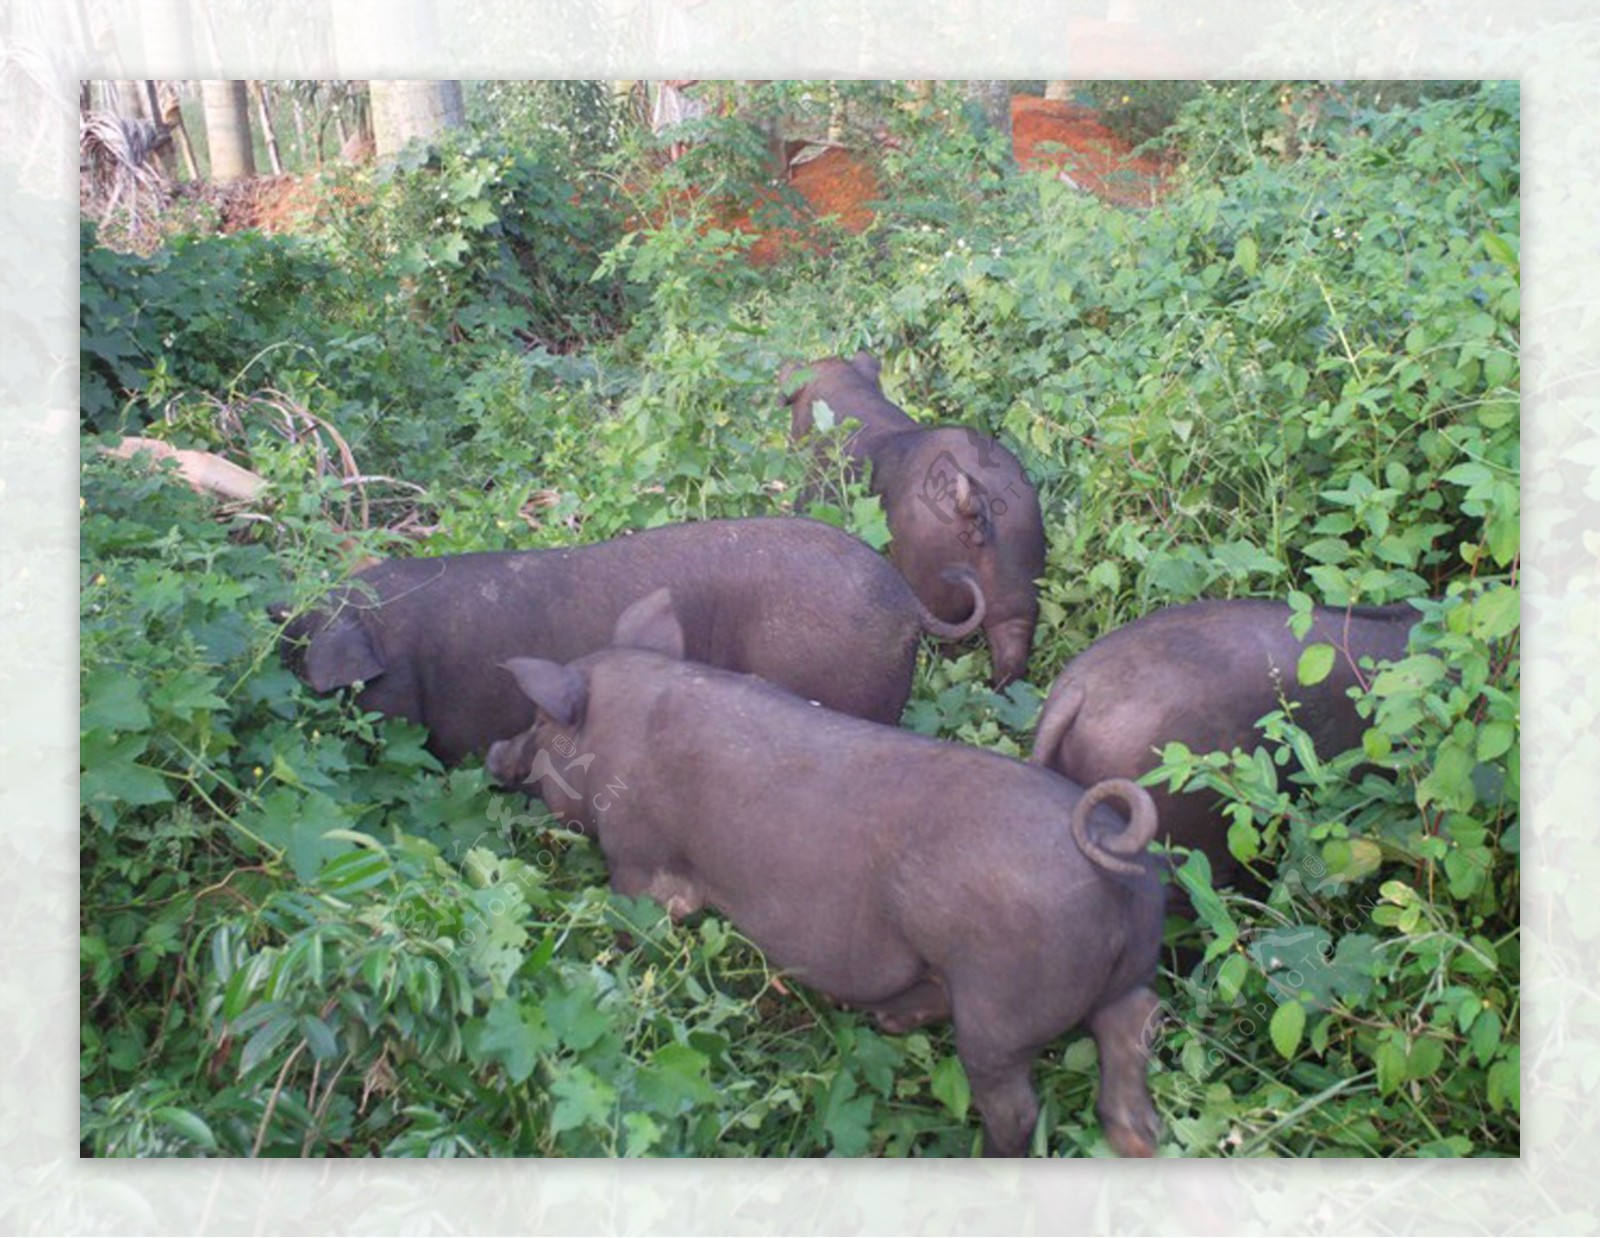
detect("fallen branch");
top-left (106, 436), bottom-right (266, 503)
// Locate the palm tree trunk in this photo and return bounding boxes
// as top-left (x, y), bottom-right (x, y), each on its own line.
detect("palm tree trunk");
top-left (201, 79), bottom-right (256, 183)
top-left (369, 80), bottom-right (464, 160)
top-left (967, 80), bottom-right (1013, 158)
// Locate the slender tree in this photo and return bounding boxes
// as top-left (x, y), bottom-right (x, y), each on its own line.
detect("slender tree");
top-left (251, 81), bottom-right (284, 174)
top-left (160, 82), bottom-right (200, 181)
top-left (1045, 80), bottom-right (1074, 102)
top-left (138, 80), bottom-right (177, 179)
top-left (201, 79), bottom-right (256, 183)
top-left (966, 80), bottom-right (1013, 156)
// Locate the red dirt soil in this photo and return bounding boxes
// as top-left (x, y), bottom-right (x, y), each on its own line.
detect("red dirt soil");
top-left (737, 146), bottom-right (880, 267)
top-left (1010, 95), bottom-right (1173, 208)
top-left (721, 98), bottom-right (1170, 262)
top-left (226, 96), bottom-right (1170, 261)
top-left (210, 173), bottom-right (327, 233)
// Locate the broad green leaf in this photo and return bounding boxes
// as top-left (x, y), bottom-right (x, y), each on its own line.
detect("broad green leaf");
top-left (1226, 816), bottom-right (1260, 864)
top-left (1407, 1035), bottom-right (1445, 1080)
top-left (1482, 231), bottom-right (1518, 273)
top-left (1176, 852), bottom-right (1238, 961)
top-left (1469, 586), bottom-right (1520, 640)
top-left (623, 1112), bottom-right (664, 1157)
top-left (1374, 1036), bottom-right (1407, 1096)
top-left (154, 1106), bottom-right (219, 1152)
top-left (545, 978), bottom-right (610, 1052)
top-left (1470, 1008), bottom-right (1503, 1067)
top-left (1270, 1001), bottom-right (1305, 1060)
top-left (299, 1014), bottom-right (339, 1062)
top-left (1088, 559), bottom-right (1122, 593)
top-left (81, 669), bottom-right (152, 733)
top-left (822, 1068), bottom-right (875, 1156)
top-left (80, 737), bottom-right (172, 810)
top-left (239, 1011), bottom-right (297, 1076)
top-left (930, 1054), bottom-right (971, 1121)
top-left (549, 1065), bottom-right (618, 1137)
top-left (1215, 952), bottom-right (1249, 1004)
top-left (468, 998), bottom-right (552, 1085)
top-left (1297, 643), bottom-right (1336, 687)
top-left (1488, 1052), bottom-right (1520, 1112)
top-left (1235, 233), bottom-right (1258, 277)
top-left (636, 1043), bottom-right (717, 1115)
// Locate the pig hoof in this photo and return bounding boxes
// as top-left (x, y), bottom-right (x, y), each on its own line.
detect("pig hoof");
top-left (1107, 1123), bottom-right (1157, 1158)
top-left (1104, 1104), bottom-right (1160, 1158)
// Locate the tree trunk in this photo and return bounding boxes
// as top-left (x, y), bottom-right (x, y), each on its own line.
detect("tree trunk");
top-left (290, 93), bottom-right (312, 166)
top-left (252, 81), bottom-right (284, 174)
top-left (1044, 80), bottom-right (1074, 102)
top-left (827, 83), bottom-right (846, 144)
top-left (114, 80), bottom-right (149, 119)
top-left (967, 80), bottom-right (1013, 154)
top-left (201, 79), bottom-right (256, 183)
top-left (906, 80), bottom-right (935, 113)
top-left (369, 80), bottom-right (464, 161)
top-left (141, 80), bottom-right (176, 178)
top-left (162, 83), bottom-right (200, 181)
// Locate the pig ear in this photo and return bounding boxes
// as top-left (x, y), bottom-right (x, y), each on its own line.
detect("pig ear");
top-left (849, 349), bottom-right (882, 381)
top-left (777, 360), bottom-right (814, 404)
top-left (297, 612), bottom-right (387, 691)
top-left (954, 471), bottom-right (990, 546)
top-left (501, 658), bottom-right (587, 726)
top-left (613, 587), bottom-right (686, 660)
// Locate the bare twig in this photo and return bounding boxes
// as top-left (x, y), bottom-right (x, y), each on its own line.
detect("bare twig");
top-left (252, 1038), bottom-right (307, 1157)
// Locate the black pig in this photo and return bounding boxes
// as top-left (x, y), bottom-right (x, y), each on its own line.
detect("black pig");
top-left (487, 588), bottom-right (1165, 1158)
top-left (781, 351), bottom-right (1046, 688)
top-left (273, 517), bottom-right (984, 765)
top-left (1031, 598), bottom-right (1417, 892)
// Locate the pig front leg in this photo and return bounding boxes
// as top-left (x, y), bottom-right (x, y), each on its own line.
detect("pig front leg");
top-left (610, 865), bottom-right (706, 921)
top-left (1087, 985), bottom-right (1162, 1157)
top-left (868, 979), bottom-right (952, 1034)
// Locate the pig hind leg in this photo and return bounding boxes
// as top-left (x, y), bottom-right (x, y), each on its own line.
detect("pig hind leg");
top-left (1086, 984), bottom-right (1161, 1157)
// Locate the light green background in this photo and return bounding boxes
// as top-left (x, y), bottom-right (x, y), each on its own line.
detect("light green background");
top-left (15, 1), bottom-right (1574, 1231)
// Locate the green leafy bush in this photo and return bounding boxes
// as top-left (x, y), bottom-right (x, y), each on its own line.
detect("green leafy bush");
top-left (80, 223), bottom-right (336, 432)
top-left (1082, 80), bottom-right (1201, 147)
top-left (80, 80), bottom-right (1518, 1158)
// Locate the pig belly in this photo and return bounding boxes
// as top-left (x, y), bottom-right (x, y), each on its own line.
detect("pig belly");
top-left (709, 887), bottom-right (932, 1010)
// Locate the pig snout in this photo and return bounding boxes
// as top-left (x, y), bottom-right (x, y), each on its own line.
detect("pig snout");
top-left (486, 730), bottom-right (589, 825)
top-left (484, 737), bottom-right (522, 789)
top-left (985, 612), bottom-right (1037, 689)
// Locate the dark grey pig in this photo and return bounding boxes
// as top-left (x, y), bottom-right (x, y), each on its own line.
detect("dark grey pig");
top-left (780, 351), bottom-right (1046, 688)
top-left (1030, 599), bottom-right (1417, 892)
top-left (272, 517), bottom-right (984, 765)
top-left (487, 588), bottom-right (1165, 1159)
